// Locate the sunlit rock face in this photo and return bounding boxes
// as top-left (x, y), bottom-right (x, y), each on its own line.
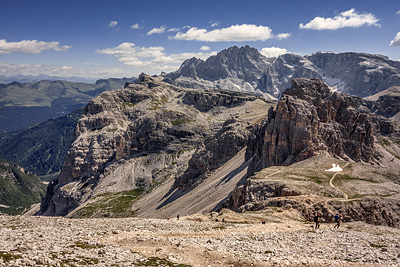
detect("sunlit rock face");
top-left (246, 78), bottom-right (395, 176)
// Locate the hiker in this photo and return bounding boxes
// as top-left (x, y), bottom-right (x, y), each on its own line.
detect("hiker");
top-left (261, 219), bottom-right (266, 224)
top-left (314, 213), bottom-right (321, 229)
top-left (177, 214), bottom-right (180, 220)
top-left (334, 214), bottom-right (342, 229)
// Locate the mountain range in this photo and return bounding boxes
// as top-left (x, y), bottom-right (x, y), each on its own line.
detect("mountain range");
top-left (0, 77), bottom-right (135, 132)
top-left (164, 45), bottom-right (400, 100)
top-left (0, 46), bottom-right (399, 223)
top-left (37, 74), bottom-right (400, 229)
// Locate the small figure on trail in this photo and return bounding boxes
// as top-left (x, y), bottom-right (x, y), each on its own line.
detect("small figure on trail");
top-left (334, 214), bottom-right (342, 229)
top-left (261, 219), bottom-right (266, 224)
top-left (177, 214), bottom-right (180, 220)
top-left (167, 217), bottom-right (170, 220)
top-left (222, 218), bottom-right (225, 223)
top-left (314, 213), bottom-right (321, 229)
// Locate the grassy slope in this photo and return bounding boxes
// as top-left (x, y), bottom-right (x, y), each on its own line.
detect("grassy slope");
top-left (0, 158), bottom-right (46, 215)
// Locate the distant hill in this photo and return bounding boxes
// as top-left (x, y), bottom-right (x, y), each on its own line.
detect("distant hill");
top-left (0, 108), bottom-right (83, 178)
top-left (0, 77), bottom-right (135, 132)
top-left (0, 74), bottom-right (97, 84)
top-left (0, 158), bottom-right (46, 215)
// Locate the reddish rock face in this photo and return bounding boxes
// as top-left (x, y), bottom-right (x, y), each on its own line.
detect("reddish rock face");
top-left (246, 78), bottom-right (395, 176)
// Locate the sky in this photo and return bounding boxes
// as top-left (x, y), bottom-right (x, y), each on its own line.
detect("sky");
top-left (0, 0), bottom-right (399, 80)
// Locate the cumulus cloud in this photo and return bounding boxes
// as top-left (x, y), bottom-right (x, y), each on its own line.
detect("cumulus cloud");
top-left (131, 23), bottom-right (140, 29)
top-left (299, 9), bottom-right (380, 30)
top-left (96, 42), bottom-right (216, 73)
top-left (390, 32), bottom-right (400, 46)
top-left (109, 21), bottom-right (118, 27)
top-left (396, 10), bottom-right (400, 15)
top-left (260, 47), bottom-right (288, 58)
top-left (200, 46), bottom-right (211, 51)
top-left (276, 33), bottom-right (291, 40)
top-left (147, 26), bottom-right (167, 35)
top-left (0, 61), bottom-right (131, 79)
top-left (168, 28), bottom-right (180, 32)
top-left (170, 24), bottom-right (290, 42)
top-left (0, 39), bottom-right (71, 55)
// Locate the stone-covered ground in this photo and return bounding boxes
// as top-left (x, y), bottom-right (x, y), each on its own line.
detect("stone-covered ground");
top-left (1, 212), bottom-right (400, 266)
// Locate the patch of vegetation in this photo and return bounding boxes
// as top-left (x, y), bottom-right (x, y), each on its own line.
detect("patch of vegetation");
top-left (170, 118), bottom-right (192, 126)
top-left (212, 225), bottom-right (226, 230)
top-left (338, 174), bottom-right (356, 180)
top-left (0, 251), bottom-right (23, 263)
top-left (307, 176), bottom-right (324, 185)
top-left (106, 128), bottom-right (118, 133)
top-left (149, 95), bottom-right (168, 110)
top-left (58, 254), bottom-right (100, 266)
top-left (121, 102), bottom-right (136, 110)
top-left (70, 241), bottom-right (105, 249)
top-left (379, 138), bottom-right (390, 147)
top-left (370, 243), bottom-right (386, 248)
top-left (264, 250), bottom-right (274, 254)
top-left (72, 188), bottom-right (144, 218)
top-left (133, 257), bottom-right (190, 267)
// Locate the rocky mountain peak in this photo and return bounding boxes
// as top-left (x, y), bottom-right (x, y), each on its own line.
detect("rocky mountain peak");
top-left (246, 78), bottom-right (395, 176)
top-left (165, 46), bottom-right (400, 100)
top-left (38, 75), bottom-right (270, 216)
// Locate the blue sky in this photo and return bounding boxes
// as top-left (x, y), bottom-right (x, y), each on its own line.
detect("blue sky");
top-left (0, 0), bottom-right (399, 80)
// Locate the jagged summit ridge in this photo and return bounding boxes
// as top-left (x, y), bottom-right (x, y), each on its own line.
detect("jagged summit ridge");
top-left (165, 46), bottom-right (400, 100)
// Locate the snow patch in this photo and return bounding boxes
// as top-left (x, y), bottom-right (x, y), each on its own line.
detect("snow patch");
top-left (325, 164), bottom-right (343, 172)
top-left (323, 77), bottom-right (346, 92)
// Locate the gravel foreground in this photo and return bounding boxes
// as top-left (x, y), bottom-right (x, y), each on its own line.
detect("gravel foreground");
top-left (0, 213), bottom-right (400, 267)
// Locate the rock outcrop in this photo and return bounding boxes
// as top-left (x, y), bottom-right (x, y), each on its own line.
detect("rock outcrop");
top-left (226, 178), bottom-right (400, 227)
top-left (246, 78), bottom-right (395, 176)
top-left (38, 74), bottom-right (269, 216)
top-left (224, 78), bottom-right (400, 227)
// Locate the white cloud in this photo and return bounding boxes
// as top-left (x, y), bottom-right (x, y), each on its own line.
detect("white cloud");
top-left (299, 9), bottom-right (380, 30)
top-left (276, 33), bottom-right (291, 40)
top-left (0, 39), bottom-right (71, 55)
top-left (168, 28), bottom-right (180, 32)
top-left (131, 23), bottom-right (140, 29)
top-left (147, 26), bottom-right (167, 35)
top-left (396, 10), bottom-right (400, 15)
top-left (260, 47), bottom-right (288, 58)
top-left (390, 32), bottom-right (400, 46)
top-left (200, 46), bottom-right (211, 51)
top-left (96, 42), bottom-right (216, 74)
top-left (170, 24), bottom-right (289, 42)
top-left (109, 21), bottom-right (118, 27)
top-left (211, 22), bottom-right (220, 27)
top-left (0, 61), bottom-right (131, 78)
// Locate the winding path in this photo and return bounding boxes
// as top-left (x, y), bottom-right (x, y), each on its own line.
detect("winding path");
top-left (328, 162), bottom-right (350, 199)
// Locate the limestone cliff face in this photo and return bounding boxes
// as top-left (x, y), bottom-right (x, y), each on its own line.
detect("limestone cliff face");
top-left (246, 78), bottom-right (395, 176)
top-left (38, 74), bottom-right (266, 216)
